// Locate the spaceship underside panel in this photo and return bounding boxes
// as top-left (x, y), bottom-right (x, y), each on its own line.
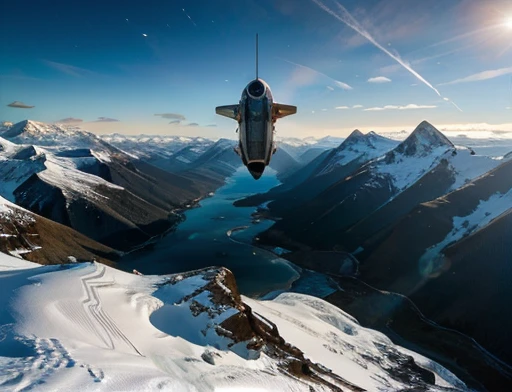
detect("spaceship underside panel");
top-left (240, 96), bottom-right (273, 164)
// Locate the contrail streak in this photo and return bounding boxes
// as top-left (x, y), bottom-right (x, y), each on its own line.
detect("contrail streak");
top-left (311, 0), bottom-right (463, 112)
top-left (424, 25), bottom-right (498, 49)
top-left (282, 58), bottom-right (353, 90)
top-left (182, 8), bottom-right (197, 27)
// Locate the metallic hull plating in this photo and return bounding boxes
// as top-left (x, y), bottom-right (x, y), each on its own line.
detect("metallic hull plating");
top-left (216, 78), bottom-right (295, 180)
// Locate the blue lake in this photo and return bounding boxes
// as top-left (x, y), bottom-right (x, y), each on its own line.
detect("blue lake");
top-left (120, 167), bottom-right (301, 297)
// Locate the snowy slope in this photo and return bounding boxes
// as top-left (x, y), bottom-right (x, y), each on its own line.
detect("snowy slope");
top-left (0, 249), bottom-right (40, 270)
top-left (365, 121), bottom-right (500, 193)
top-left (420, 186), bottom-right (512, 267)
top-left (0, 259), bottom-right (468, 391)
top-left (0, 120), bottom-right (115, 153)
top-left (318, 130), bottom-right (398, 176)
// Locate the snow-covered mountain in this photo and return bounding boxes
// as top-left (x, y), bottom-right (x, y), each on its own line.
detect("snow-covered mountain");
top-left (317, 129), bottom-right (398, 176)
top-left (0, 120), bottom-right (241, 252)
top-left (0, 256), bottom-right (468, 391)
top-left (1, 120), bottom-right (116, 153)
top-left (259, 121), bottom-right (502, 250)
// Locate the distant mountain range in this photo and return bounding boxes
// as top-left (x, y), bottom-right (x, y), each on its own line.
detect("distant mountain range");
top-left (0, 120), bottom-right (332, 259)
top-left (237, 120), bottom-right (512, 390)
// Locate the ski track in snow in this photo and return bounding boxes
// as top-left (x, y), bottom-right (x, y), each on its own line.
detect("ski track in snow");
top-left (74, 265), bottom-right (143, 355)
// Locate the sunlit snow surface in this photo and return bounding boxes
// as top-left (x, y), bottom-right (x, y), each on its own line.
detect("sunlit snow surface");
top-left (0, 257), bottom-right (469, 391)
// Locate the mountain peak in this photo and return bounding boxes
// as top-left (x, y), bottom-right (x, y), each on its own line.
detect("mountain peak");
top-left (394, 121), bottom-right (453, 157)
top-left (337, 129), bottom-right (365, 149)
top-left (347, 129), bottom-right (364, 138)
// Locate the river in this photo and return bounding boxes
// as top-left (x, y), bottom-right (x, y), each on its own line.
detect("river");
top-left (120, 166), bottom-right (301, 297)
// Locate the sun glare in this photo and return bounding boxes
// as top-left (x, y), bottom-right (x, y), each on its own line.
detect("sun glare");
top-left (505, 17), bottom-right (512, 29)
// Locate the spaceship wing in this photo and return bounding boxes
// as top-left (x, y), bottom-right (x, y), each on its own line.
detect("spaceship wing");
top-left (215, 105), bottom-right (239, 120)
top-left (273, 103), bottom-right (297, 119)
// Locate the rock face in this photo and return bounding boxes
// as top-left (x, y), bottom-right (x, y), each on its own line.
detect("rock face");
top-left (152, 266), bottom-right (461, 392)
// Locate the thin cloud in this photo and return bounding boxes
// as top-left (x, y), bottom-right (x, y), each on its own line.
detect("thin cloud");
top-left (186, 123), bottom-right (199, 127)
top-left (55, 117), bottom-right (83, 124)
top-left (95, 117), bottom-right (119, 122)
top-left (335, 106), bottom-right (349, 109)
top-left (155, 113), bottom-right (186, 121)
top-left (439, 66), bottom-right (512, 86)
top-left (368, 76), bottom-right (392, 83)
top-left (333, 80), bottom-right (353, 90)
top-left (43, 60), bottom-right (96, 77)
top-left (352, 104), bottom-right (364, 108)
top-left (326, 86), bottom-right (335, 91)
top-left (311, 0), bottom-right (462, 112)
top-left (425, 25), bottom-right (498, 50)
top-left (364, 104), bottom-right (437, 111)
top-left (169, 120), bottom-right (181, 125)
top-left (205, 124), bottom-right (217, 127)
top-left (7, 101), bottom-right (34, 109)
top-left (283, 58), bottom-right (353, 90)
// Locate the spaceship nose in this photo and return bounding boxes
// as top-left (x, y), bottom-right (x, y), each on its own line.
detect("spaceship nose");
top-left (247, 162), bottom-right (265, 180)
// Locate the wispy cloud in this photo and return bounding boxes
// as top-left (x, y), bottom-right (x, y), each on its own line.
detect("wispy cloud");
top-left (425, 25), bottom-right (499, 50)
top-left (438, 66), bottom-right (512, 86)
top-left (335, 105), bottom-right (364, 110)
top-left (282, 58), bottom-right (353, 90)
top-left (186, 123), bottom-right (199, 127)
top-left (7, 101), bottom-right (34, 109)
top-left (364, 104), bottom-right (437, 111)
top-left (310, 0), bottom-right (462, 112)
top-left (43, 60), bottom-right (96, 77)
top-left (368, 76), bottom-right (391, 83)
top-left (55, 117), bottom-right (83, 124)
top-left (205, 124), bottom-right (217, 127)
top-left (169, 120), bottom-right (181, 125)
top-left (326, 86), bottom-right (335, 91)
top-left (333, 80), bottom-right (352, 90)
top-left (95, 117), bottom-right (119, 122)
top-left (155, 113), bottom-right (186, 121)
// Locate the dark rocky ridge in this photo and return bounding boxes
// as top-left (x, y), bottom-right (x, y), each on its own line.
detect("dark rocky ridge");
top-left (0, 202), bottom-right (119, 265)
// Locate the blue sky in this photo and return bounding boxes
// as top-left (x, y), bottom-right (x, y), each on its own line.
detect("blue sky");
top-left (1, 0), bottom-right (511, 138)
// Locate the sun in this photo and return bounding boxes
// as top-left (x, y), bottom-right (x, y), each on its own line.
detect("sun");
top-left (505, 17), bottom-right (512, 29)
